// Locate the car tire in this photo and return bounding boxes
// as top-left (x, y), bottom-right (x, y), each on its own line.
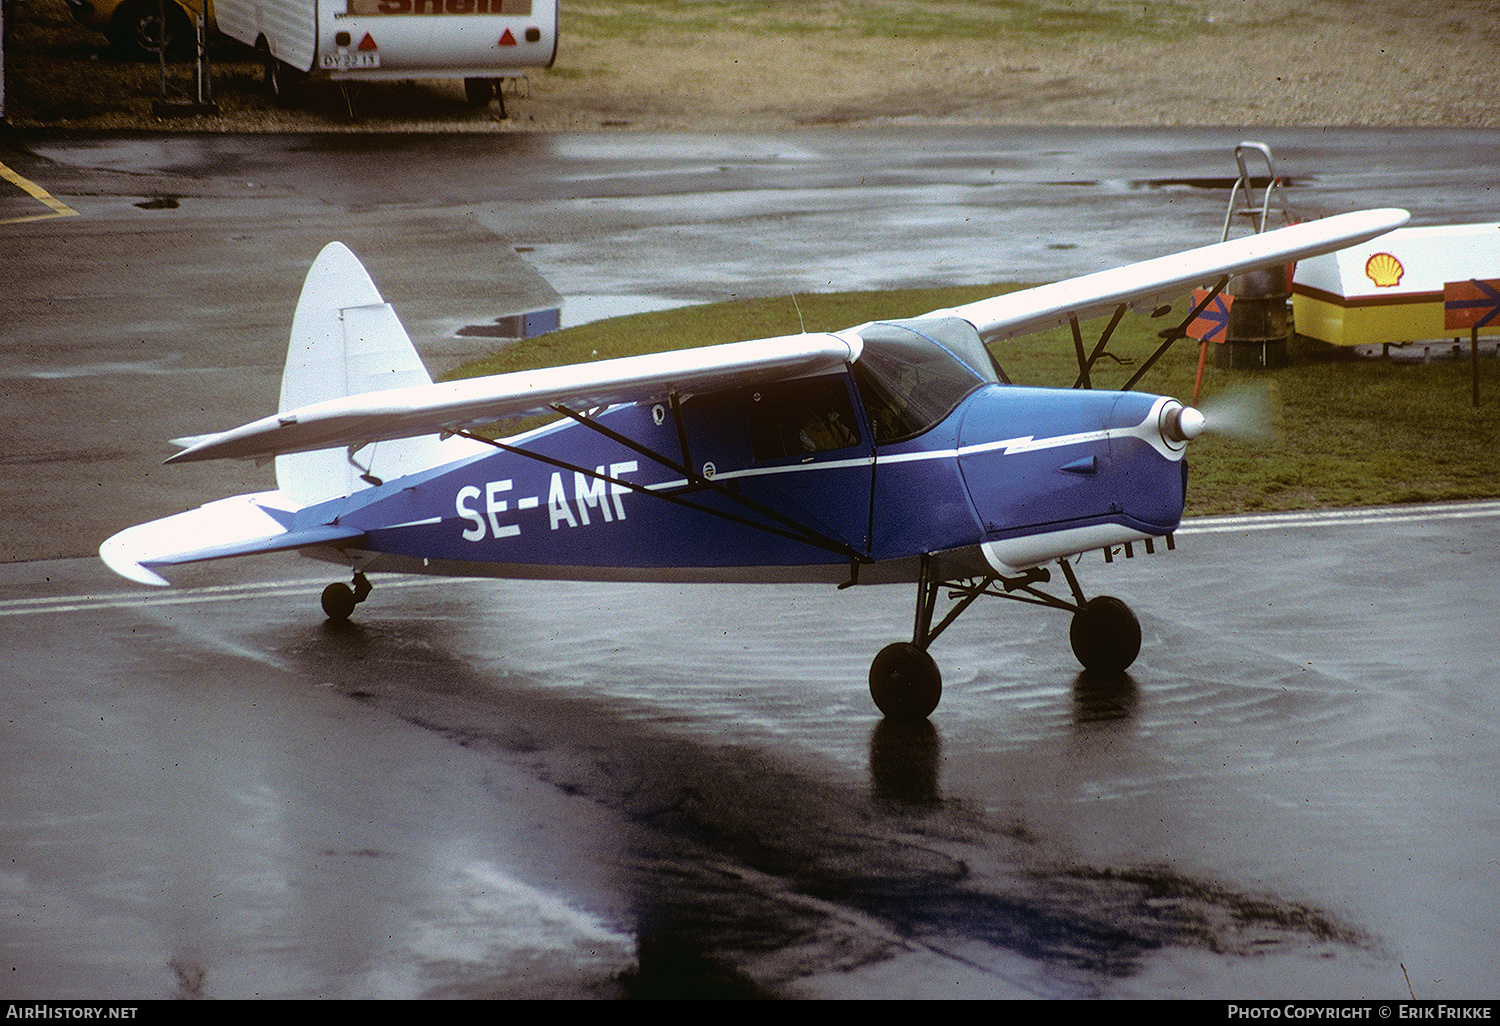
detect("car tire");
top-left (106, 0), bottom-right (193, 60)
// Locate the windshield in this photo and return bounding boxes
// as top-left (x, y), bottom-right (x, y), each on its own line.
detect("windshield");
top-left (853, 317), bottom-right (1004, 445)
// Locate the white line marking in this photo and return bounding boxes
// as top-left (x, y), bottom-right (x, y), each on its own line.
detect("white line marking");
top-left (1178, 500), bottom-right (1500, 535)
top-left (4, 501), bottom-right (1497, 618)
top-left (0, 576), bottom-right (444, 618)
top-left (383, 517), bottom-right (444, 529)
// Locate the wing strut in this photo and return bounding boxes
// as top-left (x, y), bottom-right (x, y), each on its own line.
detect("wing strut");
top-left (1070, 304), bottom-right (1130, 389)
top-left (548, 401), bottom-right (872, 564)
top-left (1062, 275), bottom-right (1231, 392)
top-left (1121, 275), bottom-right (1230, 392)
top-left (447, 405), bottom-right (871, 566)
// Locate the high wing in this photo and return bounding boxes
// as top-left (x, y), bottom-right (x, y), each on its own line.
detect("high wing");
top-left (925, 207), bottom-right (1410, 341)
top-left (167, 329), bottom-right (864, 465)
top-left (166, 208), bottom-right (1407, 467)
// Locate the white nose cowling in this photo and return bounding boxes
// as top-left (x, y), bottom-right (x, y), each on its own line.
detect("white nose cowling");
top-left (1162, 404), bottom-right (1207, 444)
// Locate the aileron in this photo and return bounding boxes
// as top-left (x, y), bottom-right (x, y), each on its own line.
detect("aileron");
top-left (932, 208), bottom-right (1411, 342)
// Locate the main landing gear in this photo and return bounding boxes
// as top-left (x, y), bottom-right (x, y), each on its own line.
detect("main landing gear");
top-left (868, 554), bottom-right (1142, 720)
top-left (321, 572), bottom-right (372, 621)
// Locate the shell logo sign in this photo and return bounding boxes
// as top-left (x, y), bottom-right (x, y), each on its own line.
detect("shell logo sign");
top-left (1292, 223), bottom-right (1500, 347)
top-left (1364, 251), bottom-right (1404, 287)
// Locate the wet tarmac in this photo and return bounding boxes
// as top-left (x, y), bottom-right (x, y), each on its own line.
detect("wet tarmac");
top-left (2, 126), bottom-right (1498, 1000)
top-left (2, 500), bottom-right (1498, 998)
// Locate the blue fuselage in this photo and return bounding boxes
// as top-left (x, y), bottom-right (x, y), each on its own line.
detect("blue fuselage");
top-left (294, 365), bottom-right (1189, 585)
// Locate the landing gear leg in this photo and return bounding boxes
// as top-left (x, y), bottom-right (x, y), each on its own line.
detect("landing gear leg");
top-left (867, 554), bottom-right (1145, 718)
top-left (869, 556), bottom-right (945, 720)
top-left (321, 572), bottom-right (372, 621)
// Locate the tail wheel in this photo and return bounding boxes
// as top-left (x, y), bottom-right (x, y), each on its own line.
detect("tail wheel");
top-left (321, 573), bottom-right (371, 621)
top-left (321, 583), bottom-right (357, 621)
top-left (1069, 596), bottom-right (1141, 674)
top-left (869, 643), bottom-right (942, 720)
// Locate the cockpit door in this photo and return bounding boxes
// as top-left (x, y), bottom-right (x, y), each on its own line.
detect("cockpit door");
top-left (677, 374), bottom-right (874, 563)
top-left (740, 375), bottom-right (874, 553)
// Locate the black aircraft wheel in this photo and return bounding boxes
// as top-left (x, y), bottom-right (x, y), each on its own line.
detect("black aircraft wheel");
top-left (321, 582), bottom-right (358, 621)
top-left (1069, 596), bottom-right (1141, 674)
top-left (869, 643), bottom-right (942, 721)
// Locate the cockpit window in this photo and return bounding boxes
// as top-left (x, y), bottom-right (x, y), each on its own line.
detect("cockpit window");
top-left (853, 317), bottom-right (1004, 445)
top-left (749, 378), bottom-right (861, 461)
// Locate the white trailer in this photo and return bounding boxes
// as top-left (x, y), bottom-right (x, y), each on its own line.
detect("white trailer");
top-left (213, 0), bottom-right (558, 111)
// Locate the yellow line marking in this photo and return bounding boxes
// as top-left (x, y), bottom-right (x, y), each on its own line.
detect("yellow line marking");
top-left (0, 161), bottom-right (81, 224)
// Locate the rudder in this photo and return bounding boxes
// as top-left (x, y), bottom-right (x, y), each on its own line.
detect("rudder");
top-left (275, 242), bottom-right (484, 505)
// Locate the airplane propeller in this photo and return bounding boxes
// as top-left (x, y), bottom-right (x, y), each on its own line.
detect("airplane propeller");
top-left (1194, 384), bottom-right (1277, 442)
top-left (1161, 402), bottom-right (1208, 444)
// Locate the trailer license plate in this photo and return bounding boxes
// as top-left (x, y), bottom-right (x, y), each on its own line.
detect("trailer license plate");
top-left (321, 51), bottom-right (380, 70)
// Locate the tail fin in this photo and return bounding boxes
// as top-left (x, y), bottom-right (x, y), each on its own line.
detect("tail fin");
top-left (275, 242), bottom-right (484, 506)
top-left (100, 244), bottom-right (491, 587)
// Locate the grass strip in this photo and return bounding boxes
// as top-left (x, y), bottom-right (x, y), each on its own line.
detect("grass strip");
top-left (443, 286), bottom-right (1500, 517)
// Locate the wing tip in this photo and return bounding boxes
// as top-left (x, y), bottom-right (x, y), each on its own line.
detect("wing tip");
top-left (1336, 206), bottom-right (1410, 234)
top-left (98, 535), bottom-right (172, 587)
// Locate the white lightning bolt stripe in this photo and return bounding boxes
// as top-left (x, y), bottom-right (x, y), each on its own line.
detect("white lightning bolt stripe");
top-left (878, 426), bottom-right (1126, 465)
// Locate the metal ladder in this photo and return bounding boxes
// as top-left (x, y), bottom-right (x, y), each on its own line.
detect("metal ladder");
top-left (153, 1), bottom-right (218, 118)
top-left (1220, 141), bottom-right (1294, 240)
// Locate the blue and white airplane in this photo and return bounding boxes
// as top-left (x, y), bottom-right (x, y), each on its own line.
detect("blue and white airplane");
top-left (101, 208), bottom-right (1408, 719)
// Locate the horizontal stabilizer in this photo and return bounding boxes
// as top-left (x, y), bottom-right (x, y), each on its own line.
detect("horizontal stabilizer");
top-left (99, 491), bottom-right (362, 587)
top-left (931, 208), bottom-right (1411, 341)
top-left (169, 433), bottom-right (215, 451)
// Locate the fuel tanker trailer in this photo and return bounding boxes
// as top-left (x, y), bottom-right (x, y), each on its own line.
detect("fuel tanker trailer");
top-left (214, 0), bottom-right (558, 111)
